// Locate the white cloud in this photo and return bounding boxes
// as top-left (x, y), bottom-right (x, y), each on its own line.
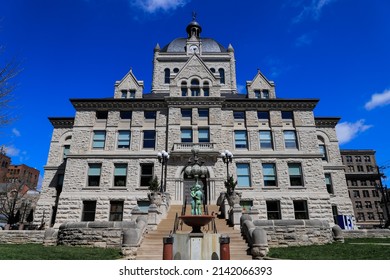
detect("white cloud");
top-left (364, 89), bottom-right (390, 110)
top-left (12, 128), bottom-right (21, 137)
top-left (293, 0), bottom-right (335, 23)
top-left (295, 33), bottom-right (312, 47)
top-left (336, 119), bottom-right (372, 145)
top-left (3, 145), bottom-right (20, 157)
top-left (131, 0), bottom-right (190, 13)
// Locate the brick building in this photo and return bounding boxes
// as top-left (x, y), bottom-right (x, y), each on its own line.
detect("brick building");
top-left (35, 19), bottom-right (354, 227)
top-left (341, 149), bottom-right (387, 228)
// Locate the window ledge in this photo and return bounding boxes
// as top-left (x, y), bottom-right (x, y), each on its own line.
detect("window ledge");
top-left (82, 187), bottom-right (100, 190)
top-left (109, 187), bottom-right (128, 190)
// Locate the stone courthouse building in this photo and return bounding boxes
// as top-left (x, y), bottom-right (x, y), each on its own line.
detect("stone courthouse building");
top-left (35, 18), bottom-right (354, 228)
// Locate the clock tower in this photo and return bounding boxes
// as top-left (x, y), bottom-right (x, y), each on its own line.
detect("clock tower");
top-left (186, 13), bottom-right (202, 55)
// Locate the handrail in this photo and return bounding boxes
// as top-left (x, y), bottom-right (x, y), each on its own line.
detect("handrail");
top-left (172, 212), bottom-right (179, 234)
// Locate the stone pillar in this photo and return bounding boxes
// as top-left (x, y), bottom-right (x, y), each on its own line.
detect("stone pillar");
top-left (231, 204), bottom-right (243, 230)
top-left (251, 228), bottom-right (269, 259)
top-left (163, 236), bottom-right (174, 260)
top-left (147, 204), bottom-right (159, 229)
top-left (219, 236), bottom-right (230, 260)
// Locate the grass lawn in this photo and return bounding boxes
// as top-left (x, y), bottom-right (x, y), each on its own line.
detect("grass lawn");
top-left (0, 244), bottom-right (122, 260)
top-left (267, 238), bottom-right (390, 260)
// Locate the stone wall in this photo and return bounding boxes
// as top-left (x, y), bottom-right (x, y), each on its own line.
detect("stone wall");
top-left (57, 219), bottom-right (147, 249)
top-left (342, 229), bottom-right (390, 239)
top-left (0, 230), bottom-right (45, 244)
top-left (243, 217), bottom-right (332, 248)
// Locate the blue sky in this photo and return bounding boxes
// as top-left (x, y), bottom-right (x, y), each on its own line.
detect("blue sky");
top-left (1, 0), bottom-right (390, 187)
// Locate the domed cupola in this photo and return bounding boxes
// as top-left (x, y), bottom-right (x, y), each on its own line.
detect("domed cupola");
top-left (186, 13), bottom-right (202, 38)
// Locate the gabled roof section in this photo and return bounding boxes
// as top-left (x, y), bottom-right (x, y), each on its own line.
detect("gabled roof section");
top-left (114, 69), bottom-right (144, 98)
top-left (246, 69), bottom-right (276, 99)
top-left (173, 53), bottom-right (218, 83)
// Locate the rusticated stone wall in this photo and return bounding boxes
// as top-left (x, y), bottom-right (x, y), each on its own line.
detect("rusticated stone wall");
top-left (0, 230), bottom-right (45, 244)
top-left (342, 229), bottom-right (390, 239)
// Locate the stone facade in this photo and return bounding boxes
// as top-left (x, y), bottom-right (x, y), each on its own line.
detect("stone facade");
top-left (35, 19), bottom-right (354, 232)
top-left (0, 230), bottom-right (45, 244)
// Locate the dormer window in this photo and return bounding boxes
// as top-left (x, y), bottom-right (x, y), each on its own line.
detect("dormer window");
top-left (121, 90), bottom-right (127, 99)
top-left (262, 90), bottom-right (269, 99)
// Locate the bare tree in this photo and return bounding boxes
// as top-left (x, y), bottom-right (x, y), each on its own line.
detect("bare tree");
top-left (0, 49), bottom-right (21, 128)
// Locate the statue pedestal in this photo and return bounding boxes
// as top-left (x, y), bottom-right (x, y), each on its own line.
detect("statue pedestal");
top-left (172, 232), bottom-right (221, 260)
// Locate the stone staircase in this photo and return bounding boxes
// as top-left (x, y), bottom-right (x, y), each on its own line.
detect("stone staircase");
top-left (135, 204), bottom-right (253, 260)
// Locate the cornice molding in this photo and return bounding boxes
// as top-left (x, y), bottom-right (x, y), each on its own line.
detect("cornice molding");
top-left (223, 98), bottom-right (319, 110)
top-left (315, 117), bottom-right (341, 127)
top-left (70, 99), bottom-right (166, 110)
top-left (48, 117), bottom-right (74, 128)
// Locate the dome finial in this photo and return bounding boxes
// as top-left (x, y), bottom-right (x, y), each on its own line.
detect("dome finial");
top-left (186, 12), bottom-right (202, 38)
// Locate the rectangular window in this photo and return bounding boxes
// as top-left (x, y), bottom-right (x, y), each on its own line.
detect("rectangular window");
top-left (203, 87), bottom-right (209, 96)
top-left (263, 163), bottom-right (277, 186)
top-left (57, 173), bottom-right (64, 188)
top-left (332, 205), bottom-right (339, 225)
top-left (92, 131), bottom-right (106, 149)
top-left (266, 201), bottom-right (281, 220)
top-left (361, 180), bottom-right (367, 186)
top-left (357, 165), bottom-right (364, 172)
top-left (233, 111), bottom-right (245, 120)
top-left (114, 164), bottom-right (127, 187)
top-left (109, 201), bottom-right (124, 221)
top-left (121, 90), bottom-right (127, 99)
top-left (293, 200), bottom-right (309, 219)
top-left (364, 156), bottom-right (371, 162)
top-left (234, 130), bottom-right (248, 149)
top-left (129, 90), bottom-right (136, 98)
top-left (345, 156), bottom-right (352, 162)
top-left (181, 128), bottom-right (193, 143)
top-left (262, 90), bottom-right (269, 99)
top-left (283, 131), bottom-right (298, 149)
top-left (319, 144), bottom-right (328, 161)
top-left (254, 90), bottom-right (261, 98)
top-left (140, 163), bottom-right (154, 187)
top-left (355, 156), bottom-right (362, 162)
top-left (325, 173), bottom-right (333, 194)
top-left (144, 111), bottom-right (156, 120)
top-left (96, 111), bottom-right (108, 119)
top-left (366, 165), bottom-right (374, 172)
top-left (198, 128), bottom-right (210, 143)
top-left (120, 111), bottom-right (132, 119)
top-left (82, 201), bottom-right (97, 222)
top-left (181, 109), bottom-right (192, 119)
top-left (137, 201), bottom-right (151, 213)
top-left (367, 212), bottom-right (375, 220)
top-left (288, 163), bottom-right (303, 186)
top-left (372, 190), bottom-right (379, 197)
top-left (353, 190), bottom-right (360, 198)
top-left (240, 200), bottom-right (253, 213)
top-left (63, 145), bottom-right (70, 161)
top-left (281, 111), bottom-right (293, 120)
top-left (257, 111), bottom-right (270, 120)
top-left (259, 131), bottom-right (273, 149)
top-left (198, 108), bottom-right (209, 118)
top-left (236, 163), bottom-right (251, 188)
top-left (143, 130), bottom-right (156, 149)
top-left (88, 163), bottom-right (101, 186)
top-left (117, 131), bottom-right (131, 149)
top-left (357, 212), bottom-right (365, 221)
top-left (355, 201), bottom-right (362, 209)
top-left (365, 201), bottom-right (372, 208)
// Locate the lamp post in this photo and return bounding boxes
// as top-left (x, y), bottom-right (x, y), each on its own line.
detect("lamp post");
top-left (221, 150), bottom-right (233, 180)
top-left (157, 150), bottom-right (169, 193)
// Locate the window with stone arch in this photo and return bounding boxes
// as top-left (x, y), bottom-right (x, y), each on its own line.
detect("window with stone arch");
top-left (317, 136), bottom-right (328, 162)
top-left (190, 78), bottom-right (200, 96)
top-left (218, 68), bottom-right (225, 84)
top-left (181, 81), bottom-right (187, 96)
top-left (62, 135), bottom-right (72, 161)
top-left (164, 68), bottom-right (170, 84)
top-left (203, 81), bottom-right (210, 96)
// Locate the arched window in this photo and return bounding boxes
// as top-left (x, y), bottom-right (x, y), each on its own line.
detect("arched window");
top-left (164, 68), bottom-right (170, 84)
top-left (218, 68), bottom-right (225, 84)
top-left (191, 79), bottom-right (200, 96)
top-left (181, 81), bottom-right (187, 96)
top-left (210, 68), bottom-right (215, 73)
top-left (203, 81), bottom-right (209, 96)
top-left (317, 136), bottom-right (328, 161)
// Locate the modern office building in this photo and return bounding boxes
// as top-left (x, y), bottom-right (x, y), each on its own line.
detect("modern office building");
top-left (35, 18), bottom-right (353, 228)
